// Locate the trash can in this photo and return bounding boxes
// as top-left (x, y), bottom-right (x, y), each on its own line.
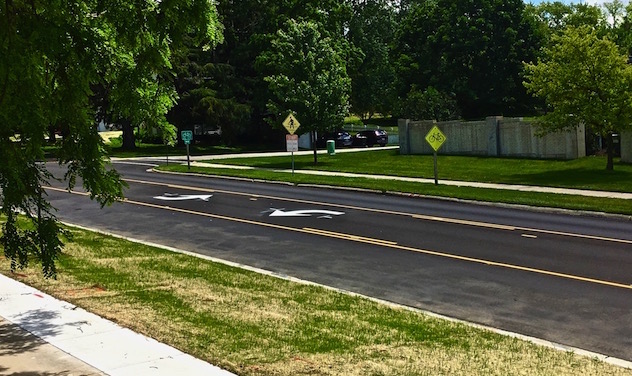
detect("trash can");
top-left (326, 140), bottom-right (335, 155)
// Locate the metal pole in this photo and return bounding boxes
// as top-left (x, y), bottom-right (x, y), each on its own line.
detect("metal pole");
top-left (186, 144), bottom-right (191, 171)
top-left (433, 151), bottom-right (438, 185)
top-left (291, 151), bottom-right (295, 176)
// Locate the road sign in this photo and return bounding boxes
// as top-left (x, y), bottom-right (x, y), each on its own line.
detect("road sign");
top-left (425, 126), bottom-right (446, 151)
top-left (181, 130), bottom-right (193, 145)
top-left (283, 114), bottom-right (301, 135)
top-left (425, 126), bottom-right (446, 185)
top-left (286, 134), bottom-right (299, 152)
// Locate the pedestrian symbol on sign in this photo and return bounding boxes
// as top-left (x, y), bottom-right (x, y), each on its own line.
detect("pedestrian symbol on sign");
top-left (282, 114), bottom-right (301, 135)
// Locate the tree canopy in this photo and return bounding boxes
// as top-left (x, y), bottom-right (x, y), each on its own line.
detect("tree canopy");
top-left (524, 26), bottom-right (632, 170)
top-left (346, 0), bottom-right (397, 119)
top-left (394, 0), bottom-right (541, 119)
top-left (0, 0), bottom-right (221, 277)
top-left (257, 19), bottom-right (351, 164)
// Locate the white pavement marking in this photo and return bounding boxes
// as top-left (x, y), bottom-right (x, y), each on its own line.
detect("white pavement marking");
top-left (153, 194), bottom-right (213, 201)
top-left (269, 209), bottom-right (345, 217)
top-left (0, 274), bottom-right (235, 376)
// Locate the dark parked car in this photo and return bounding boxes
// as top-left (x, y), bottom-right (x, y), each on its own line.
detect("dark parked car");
top-left (316, 130), bottom-right (353, 148)
top-left (353, 129), bottom-right (388, 147)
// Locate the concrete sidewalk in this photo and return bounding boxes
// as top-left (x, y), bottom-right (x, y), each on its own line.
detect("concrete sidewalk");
top-left (0, 274), bottom-right (235, 376)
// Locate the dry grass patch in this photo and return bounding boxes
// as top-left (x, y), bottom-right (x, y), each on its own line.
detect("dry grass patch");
top-left (1, 225), bottom-right (631, 376)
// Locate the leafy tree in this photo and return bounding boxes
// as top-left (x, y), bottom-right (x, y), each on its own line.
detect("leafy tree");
top-left (395, 0), bottom-right (541, 118)
top-left (0, 0), bottom-right (220, 277)
top-left (615, 2), bottom-right (632, 55)
top-left (347, 0), bottom-right (397, 119)
top-left (104, 2), bottom-right (221, 150)
top-left (392, 0), bottom-right (440, 108)
top-left (257, 20), bottom-right (351, 164)
top-left (208, 0), bottom-right (351, 145)
top-left (604, 0), bottom-right (626, 29)
top-left (399, 86), bottom-right (460, 121)
top-left (525, 1), bottom-right (607, 41)
top-left (168, 45), bottom-right (251, 146)
top-left (524, 26), bottom-right (632, 170)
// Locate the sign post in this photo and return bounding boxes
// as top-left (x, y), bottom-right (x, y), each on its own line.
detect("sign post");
top-left (286, 134), bottom-right (299, 175)
top-left (425, 126), bottom-right (447, 185)
top-left (283, 114), bottom-right (301, 175)
top-left (181, 130), bottom-right (193, 171)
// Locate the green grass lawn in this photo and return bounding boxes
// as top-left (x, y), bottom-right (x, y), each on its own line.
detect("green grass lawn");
top-left (2, 224), bottom-right (630, 376)
top-left (105, 139), bottom-right (242, 158)
top-left (208, 149), bottom-right (632, 193)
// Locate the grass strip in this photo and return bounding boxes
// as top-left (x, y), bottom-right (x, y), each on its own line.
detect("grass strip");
top-left (1, 224), bottom-right (630, 375)
top-left (158, 164), bottom-right (632, 216)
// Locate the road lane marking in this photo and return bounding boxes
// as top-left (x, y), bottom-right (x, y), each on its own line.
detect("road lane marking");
top-left (153, 194), bottom-right (213, 202)
top-left (122, 177), bottom-right (632, 245)
top-left (45, 186), bottom-right (632, 291)
top-left (522, 234), bottom-right (538, 239)
top-left (269, 209), bottom-right (345, 217)
top-left (303, 228), bottom-right (397, 246)
top-left (45, 187), bottom-right (91, 196)
top-left (411, 214), bottom-right (516, 231)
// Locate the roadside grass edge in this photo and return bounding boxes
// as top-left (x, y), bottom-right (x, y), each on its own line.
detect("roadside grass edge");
top-left (56, 221), bottom-right (632, 371)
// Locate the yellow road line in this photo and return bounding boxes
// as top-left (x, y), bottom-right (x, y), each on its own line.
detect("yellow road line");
top-left (302, 228), bottom-right (398, 246)
top-left (45, 187), bottom-right (90, 196)
top-left (411, 214), bottom-right (516, 231)
top-left (123, 177), bottom-right (632, 245)
top-left (46, 185), bottom-right (632, 291)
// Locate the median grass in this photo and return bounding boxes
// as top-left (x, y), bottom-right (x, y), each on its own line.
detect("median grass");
top-left (1, 224), bottom-right (630, 376)
top-left (157, 152), bottom-right (632, 215)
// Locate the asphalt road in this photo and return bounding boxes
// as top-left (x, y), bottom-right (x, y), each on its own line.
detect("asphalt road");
top-left (43, 161), bottom-right (632, 361)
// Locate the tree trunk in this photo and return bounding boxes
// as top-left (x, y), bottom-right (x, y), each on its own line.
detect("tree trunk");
top-left (311, 130), bottom-right (318, 165)
top-left (121, 119), bottom-right (136, 150)
top-left (47, 125), bottom-right (57, 143)
top-left (605, 132), bottom-right (614, 171)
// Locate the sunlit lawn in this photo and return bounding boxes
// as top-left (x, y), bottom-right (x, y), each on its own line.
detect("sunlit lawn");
top-left (1, 224), bottom-right (630, 376)
top-left (210, 149), bottom-right (632, 193)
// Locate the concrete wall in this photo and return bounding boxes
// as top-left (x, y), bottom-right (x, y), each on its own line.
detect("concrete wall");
top-left (399, 116), bottom-right (585, 160)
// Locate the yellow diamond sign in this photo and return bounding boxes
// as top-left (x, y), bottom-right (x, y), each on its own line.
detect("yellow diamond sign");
top-left (425, 126), bottom-right (447, 152)
top-left (282, 114), bottom-right (301, 135)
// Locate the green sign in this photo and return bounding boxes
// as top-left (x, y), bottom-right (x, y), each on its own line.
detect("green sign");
top-left (181, 130), bottom-right (193, 145)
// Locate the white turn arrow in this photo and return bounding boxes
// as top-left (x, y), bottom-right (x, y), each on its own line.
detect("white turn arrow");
top-left (269, 209), bottom-right (345, 217)
top-left (153, 194), bottom-right (213, 202)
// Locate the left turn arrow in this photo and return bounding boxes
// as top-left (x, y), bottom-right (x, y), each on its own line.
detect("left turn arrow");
top-left (153, 194), bottom-right (212, 202)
